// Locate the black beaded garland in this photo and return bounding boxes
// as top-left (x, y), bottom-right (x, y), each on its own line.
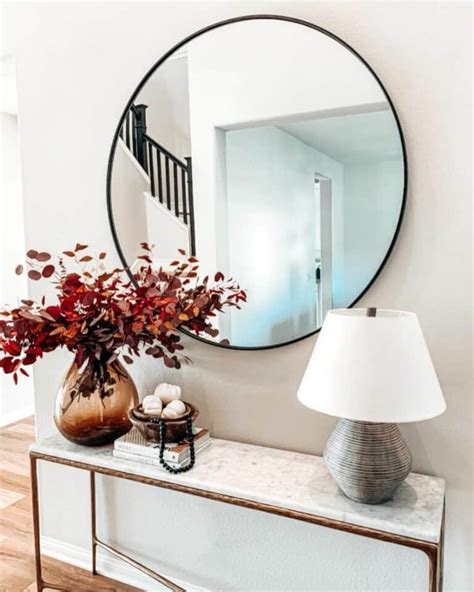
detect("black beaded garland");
top-left (151, 416), bottom-right (196, 474)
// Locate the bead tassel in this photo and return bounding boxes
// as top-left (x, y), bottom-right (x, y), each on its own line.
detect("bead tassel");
top-left (151, 416), bottom-right (196, 474)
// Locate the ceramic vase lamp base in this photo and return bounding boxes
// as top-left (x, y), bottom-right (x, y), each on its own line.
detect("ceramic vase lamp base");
top-left (324, 419), bottom-right (413, 505)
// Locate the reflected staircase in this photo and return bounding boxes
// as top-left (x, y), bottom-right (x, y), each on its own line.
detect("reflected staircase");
top-left (119, 104), bottom-right (196, 255)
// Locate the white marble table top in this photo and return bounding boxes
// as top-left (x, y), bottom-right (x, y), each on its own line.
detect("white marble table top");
top-left (30, 433), bottom-right (445, 544)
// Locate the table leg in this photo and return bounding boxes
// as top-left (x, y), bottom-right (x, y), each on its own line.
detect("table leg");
top-left (30, 457), bottom-right (114, 592)
top-left (438, 504), bottom-right (445, 592)
top-left (422, 500), bottom-right (445, 592)
top-left (428, 547), bottom-right (438, 592)
top-left (426, 542), bottom-right (444, 592)
top-left (30, 455), bottom-right (45, 592)
top-left (90, 471), bottom-right (97, 575)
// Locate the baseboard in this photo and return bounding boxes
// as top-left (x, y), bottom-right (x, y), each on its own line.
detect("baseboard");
top-left (0, 405), bottom-right (35, 427)
top-left (41, 536), bottom-right (209, 591)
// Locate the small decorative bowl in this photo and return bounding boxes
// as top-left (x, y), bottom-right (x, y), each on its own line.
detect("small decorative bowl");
top-left (129, 402), bottom-right (199, 444)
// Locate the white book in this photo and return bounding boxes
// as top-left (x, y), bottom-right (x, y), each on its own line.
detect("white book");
top-left (113, 440), bottom-right (211, 470)
top-left (115, 427), bottom-right (211, 463)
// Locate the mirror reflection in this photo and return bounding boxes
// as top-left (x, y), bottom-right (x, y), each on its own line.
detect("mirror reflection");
top-left (110, 19), bottom-right (405, 348)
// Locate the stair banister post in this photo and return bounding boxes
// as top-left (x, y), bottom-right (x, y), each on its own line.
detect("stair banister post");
top-left (185, 156), bottom-right (196, 257)
top-left (134, 104), bottom-right (148, 173)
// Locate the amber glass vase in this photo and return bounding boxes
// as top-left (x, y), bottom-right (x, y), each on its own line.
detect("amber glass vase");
top-left (54, 359), bottom-right (138, 446)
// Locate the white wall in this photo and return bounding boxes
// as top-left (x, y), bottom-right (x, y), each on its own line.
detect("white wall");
top-left (343, 159), bottom-right (404, 305)
top-left (188, 19), bottom-right (384, 129)
top-left (136, 55), bottom-right (191, 161)
top-left (111, 140), bottom-right (149, 265)
top-left (145, 192), bottom-right (189, 259)
top-left (0, 54), bottom-right (34, 425)
top-left (4, 3), bottom-right (472, 591)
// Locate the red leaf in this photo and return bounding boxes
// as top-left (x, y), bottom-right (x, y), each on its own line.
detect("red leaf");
top-left (18, 310), bottom-right (44, 322)
top-left (80, 255), bottom-right (93, 262)
top-left (15, 264), bottom-right (24, 275)
top-left (1, 357), bottom-right (19, 374)
top-left (45, 305), bottom-right (60, 319)
top-left (164, 356), bottom-right (176, 368)
top-left (39, 310), bottom-right (57, 322)
top-left (99, 252), bottom-right (107, 260)
top-left (75, 243), bottom-right (88, 251)
top-left (23, 354), bottom-right (38, 365)
top-left (63, 251), bottom-right (75, 257)
top-left (178, 249), bottom-right (186, 255)
top-left (36, 252), bottom-right (51, 262)
top-left (168, 277), bottom-right (182, 290)
top-left (3, 342), bottom-right (21, 356)
top-left (42, 264), bottom-right (55, 278)
top-left (28, 270), bottom-right (42, 281)
top-left (26, 249), bottom-right (38, 259)
top-left (122, 355), bottom-right (133, 365)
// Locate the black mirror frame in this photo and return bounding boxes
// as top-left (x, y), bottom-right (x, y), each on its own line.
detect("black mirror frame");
top-left (106, 14), bottom-right (408, 352)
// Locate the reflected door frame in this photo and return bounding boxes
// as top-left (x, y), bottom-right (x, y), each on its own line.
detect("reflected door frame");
top-left (315, 173), bottom-right (333, 324)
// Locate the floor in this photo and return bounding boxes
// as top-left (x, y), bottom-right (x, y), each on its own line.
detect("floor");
top-left (0, 416), bottom-right (141, 592)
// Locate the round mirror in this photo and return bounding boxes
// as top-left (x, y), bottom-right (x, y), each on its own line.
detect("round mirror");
top-left (107, 15), bottom-right (406, 350)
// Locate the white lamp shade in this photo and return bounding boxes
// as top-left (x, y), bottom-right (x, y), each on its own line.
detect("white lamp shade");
top-left (297, 309), bottom-right (446, 423)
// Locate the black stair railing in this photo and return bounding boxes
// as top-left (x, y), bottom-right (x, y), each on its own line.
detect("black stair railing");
top-left (119, 104), bottom-right (196, 256)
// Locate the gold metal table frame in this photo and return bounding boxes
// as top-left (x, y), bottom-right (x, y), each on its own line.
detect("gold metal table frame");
top-left (30, 451), bottom-right (445, 592)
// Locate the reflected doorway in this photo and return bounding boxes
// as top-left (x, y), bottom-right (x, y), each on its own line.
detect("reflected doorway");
top-left (314, 173), bottom-right (333, 327)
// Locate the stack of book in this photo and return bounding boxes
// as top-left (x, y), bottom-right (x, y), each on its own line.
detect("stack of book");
top-left (113, 427), bottom-right (211, 470)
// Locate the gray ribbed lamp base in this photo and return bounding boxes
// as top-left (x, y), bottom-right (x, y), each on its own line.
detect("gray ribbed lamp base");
top-left (324, 419), bottom-right (413, 505)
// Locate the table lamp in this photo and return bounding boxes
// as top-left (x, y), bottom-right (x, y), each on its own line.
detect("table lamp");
top-left (297, 308), bottom-right (446, 504)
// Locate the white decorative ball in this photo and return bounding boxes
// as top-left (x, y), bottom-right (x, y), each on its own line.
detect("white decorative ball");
top-left (145, 403), bottom-right (162, 414)
top-left (143, 394), bottom-right (159, 407)
top-left (166, 399), bottom-right (186, 414)
top-left (162, 399), bottom-right (186, 419)
top-left (142, 394), bottom-right (162, 415)
top-left (154, 383), bottom-right (182, 405)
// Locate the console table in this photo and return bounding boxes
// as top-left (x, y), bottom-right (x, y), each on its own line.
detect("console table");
top-left (30, 434), bottom-right (445, 592)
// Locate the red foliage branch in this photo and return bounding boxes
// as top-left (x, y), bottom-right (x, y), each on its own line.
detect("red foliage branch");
top-left (0, 243), bottom-right (246, 384)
